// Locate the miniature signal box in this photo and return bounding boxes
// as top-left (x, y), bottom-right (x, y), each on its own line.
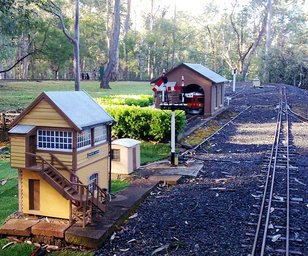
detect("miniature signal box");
top-left (8, 91), bottom-right (115, 227)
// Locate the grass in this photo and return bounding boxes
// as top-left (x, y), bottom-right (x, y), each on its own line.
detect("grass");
top-left (0, 238), bottom-right (94, 256)
top-left (140, 141), bottom-right (170, 165)
top-left (111, 179), bottom-right (130, 194)
top-left (0, 239), bottom-right (36, 256)
top-left (0, 159), bottom-right (18, 225)
top-left (0, 80), bottom-right (151, 112)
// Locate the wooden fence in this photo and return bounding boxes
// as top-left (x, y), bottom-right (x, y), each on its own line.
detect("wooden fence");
top-left (0, 111), bottom-right (21, 131)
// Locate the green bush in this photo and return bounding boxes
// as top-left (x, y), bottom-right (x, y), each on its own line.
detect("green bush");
top-left (95, 95), bottom-right (153, 107)
top-left (105, 106), bottom-right (186, 142)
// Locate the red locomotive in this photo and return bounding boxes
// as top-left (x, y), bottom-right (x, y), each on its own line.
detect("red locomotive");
top-left (184, 92), bottom-right (204, 114)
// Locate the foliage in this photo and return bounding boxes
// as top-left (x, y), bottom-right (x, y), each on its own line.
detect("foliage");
top-left (1, 1), bottom-right (307, 86)
top-left (105, 106), bottom-right (186, 142)
top-left (95, 95), bottom-right (153, 107)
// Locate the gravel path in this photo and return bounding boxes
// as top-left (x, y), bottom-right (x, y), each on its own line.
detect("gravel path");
top-left (96, 84), bottom-right (308, 256)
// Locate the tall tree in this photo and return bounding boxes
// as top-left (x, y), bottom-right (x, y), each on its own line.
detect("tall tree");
top-left (100, 0), bottom-right (121, 89)
top-left (39, 0), bottom-right (81, 91)
top-left (229, 0), bottom-right (268, 81)
top-left (123, 0), bottom-right (131, 80)
top-left (263, 0), bottom-right (273, 83)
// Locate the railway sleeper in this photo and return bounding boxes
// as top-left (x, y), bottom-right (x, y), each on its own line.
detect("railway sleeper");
top-left (274, 249), bottom-right (304, 255)
top-left (267, 235), bottom-right (302, 243)
top-left (245, 222), bottom-right (301, 232)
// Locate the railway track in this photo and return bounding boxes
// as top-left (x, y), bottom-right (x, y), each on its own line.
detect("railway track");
top-left (245, 87), bottom-right (305, 255)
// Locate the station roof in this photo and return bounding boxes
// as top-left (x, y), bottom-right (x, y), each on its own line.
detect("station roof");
top-left (151, 63), bottom-right (228, 84)
top-left (183, 63), bottom-right (228, 83)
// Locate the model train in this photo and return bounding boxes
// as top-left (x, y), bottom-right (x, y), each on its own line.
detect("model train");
top-left (184, 92), bottom-right (204, 114)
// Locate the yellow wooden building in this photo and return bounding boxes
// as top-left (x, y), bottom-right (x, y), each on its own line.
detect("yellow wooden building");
top-left (9, 91), bottom-right (115, 227)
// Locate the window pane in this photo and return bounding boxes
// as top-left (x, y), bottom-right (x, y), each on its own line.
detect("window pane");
top-left (37, 129), bottom-right (72, 151)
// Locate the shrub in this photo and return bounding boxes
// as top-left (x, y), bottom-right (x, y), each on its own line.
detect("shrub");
top-left (105, 106), bottom-right (186, 142)
top-left (95, 95), bottom-right (153, 107)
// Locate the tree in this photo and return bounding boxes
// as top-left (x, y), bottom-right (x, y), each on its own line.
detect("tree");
top-left (0, 0), bottom-right (42, 77)
top-left (39, 0), bottom-right (81, 91)
top-left (263, 0), bottom-right (273, 83)
top-left (100, 0), bottom-right (121, 89)
top-left (229, 0), bottom-right (268, 81)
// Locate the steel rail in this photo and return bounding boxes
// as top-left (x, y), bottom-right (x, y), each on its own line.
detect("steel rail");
top-left (260, 88), bottom-right (285, 255)
top-left (284, 87), bottom-right (290, 256)
top-left (251, 87), bottom-right (283, 256)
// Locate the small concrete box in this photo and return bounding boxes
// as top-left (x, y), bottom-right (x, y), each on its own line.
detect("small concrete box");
top-left (252, 78), bottom-right (261, 88)
top-left (111, 138), bottom-right (140, 175)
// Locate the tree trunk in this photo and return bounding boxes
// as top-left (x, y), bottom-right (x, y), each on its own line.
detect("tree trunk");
top-left (171, 1), bottom-right (176, 67)
top-left (73, 0), bottom-right (80, 91)
top-left (6, 59), bottom-right (12, 79)
top-left (22, 34), bottom-right (29, 80)
top-left (123, 0), bottom-right (131, 80)
top-left (264, 0), bottom-right (273, 83)
top-left (100, 0), bottom-right (121, 89)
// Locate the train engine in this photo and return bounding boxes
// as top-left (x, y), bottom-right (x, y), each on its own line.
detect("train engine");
top-left (184, 92), bottom-right (204, 114)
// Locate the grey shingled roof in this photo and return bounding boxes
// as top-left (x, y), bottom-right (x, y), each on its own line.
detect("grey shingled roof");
top-left (45, 91), bottom-right (115, 130)
top-left (9, 125), bottom-right (35, 134)
top-left (183, 63), bottom-right (228, 83)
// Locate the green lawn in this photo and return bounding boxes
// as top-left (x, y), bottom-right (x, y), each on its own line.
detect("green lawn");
top-left (0, 159), bottom-right (18, 225)
top-left (140, 141), bottom-right (170, 165)
top-left (0, 80), bottom-right (151, 112)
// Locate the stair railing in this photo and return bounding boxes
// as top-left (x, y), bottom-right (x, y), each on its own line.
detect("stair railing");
top-left (25, 152), bottom-right (109, 227)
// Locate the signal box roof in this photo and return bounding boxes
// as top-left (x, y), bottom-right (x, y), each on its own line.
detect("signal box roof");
top-left (10, 91), bottom-right (115, 131)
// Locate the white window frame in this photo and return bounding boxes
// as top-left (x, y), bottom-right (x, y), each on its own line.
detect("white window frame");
top-left (77, 129), bottom-right (91, 150)
top-left (88, 172), bottom-right (98, 193)
top-left (94, 125), bottom-right (107, 145)
top-left (37, 129), bottom-right (72, 152)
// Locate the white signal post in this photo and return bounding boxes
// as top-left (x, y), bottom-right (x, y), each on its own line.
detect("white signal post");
top-left (232, 68), bottom-right (237, 92)
top-left (181, 75), bottom-right (185, 102)
top-left (171, 109), bottom-right (176, 164)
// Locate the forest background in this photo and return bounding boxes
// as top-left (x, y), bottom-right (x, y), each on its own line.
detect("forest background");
top-left (0, 0), bottom-right (307, 88)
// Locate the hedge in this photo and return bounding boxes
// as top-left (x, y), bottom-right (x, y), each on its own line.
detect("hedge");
top-left (95, 95), bottom-right (153, 107)
top-left (105, 106), bottom-right (186, 142)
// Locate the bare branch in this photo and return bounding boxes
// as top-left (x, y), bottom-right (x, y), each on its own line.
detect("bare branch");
top-left (0, 28), bottom-right (48, 74)
top-left (39, 0), bottom-right (75, 43)
top-left (0, 50), bottom-right (37, 74)
top-left (230, 1), bottom-right (242, 59)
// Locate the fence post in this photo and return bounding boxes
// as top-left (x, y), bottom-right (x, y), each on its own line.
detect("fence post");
top-left (1, 113), bottom-right (6, 131)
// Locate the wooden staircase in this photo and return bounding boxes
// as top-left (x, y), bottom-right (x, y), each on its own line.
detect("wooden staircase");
top-left (25, 152), bottom-right (109, 227)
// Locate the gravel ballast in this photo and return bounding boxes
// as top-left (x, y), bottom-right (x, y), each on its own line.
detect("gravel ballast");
top-left (96, 84), bottom-right (308, 256)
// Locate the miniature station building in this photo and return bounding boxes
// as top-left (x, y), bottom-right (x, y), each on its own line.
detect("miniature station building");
top-left (152, 63), bottom-right (228, 117)
top-left (8, 91), bottom-right (115, 226)
top-left (111, 138), bottom-right (141, 176)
